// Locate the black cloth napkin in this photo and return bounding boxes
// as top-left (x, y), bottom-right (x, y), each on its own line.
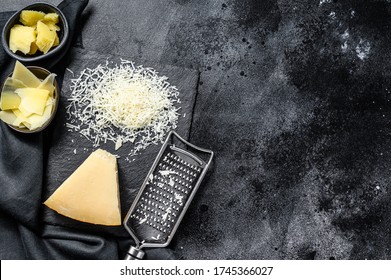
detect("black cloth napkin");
top-left (0, 0), bottom-right (112, 260)
top-left (0, 0), bottom-right (179, 260)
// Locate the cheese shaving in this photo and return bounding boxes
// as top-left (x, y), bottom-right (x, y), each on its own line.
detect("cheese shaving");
top-left (66, 60), bottom-right (180, 157)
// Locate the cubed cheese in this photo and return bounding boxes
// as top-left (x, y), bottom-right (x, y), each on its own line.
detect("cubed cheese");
top-left (9, 24), bottom-right (36, 54)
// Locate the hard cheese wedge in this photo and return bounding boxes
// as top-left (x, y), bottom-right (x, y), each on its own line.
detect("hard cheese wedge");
top-left (44, 149), bottom-right (122, 226)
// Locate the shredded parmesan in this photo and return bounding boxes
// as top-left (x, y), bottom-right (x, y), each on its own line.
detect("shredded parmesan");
top-left (66, 60), bottom-right (180, 157)
top-left (159, 170), bottom-right (176, 176)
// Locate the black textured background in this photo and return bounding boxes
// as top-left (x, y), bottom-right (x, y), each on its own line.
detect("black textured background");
top-left (2, 0), bottom-right (391, 259)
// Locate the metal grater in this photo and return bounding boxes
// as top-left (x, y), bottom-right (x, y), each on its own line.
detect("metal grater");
top-left (123, 131), bottom-right (214, 260)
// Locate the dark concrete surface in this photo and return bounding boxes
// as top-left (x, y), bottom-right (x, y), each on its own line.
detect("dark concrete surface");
top-left (2, 0), bottom-right (391, 259)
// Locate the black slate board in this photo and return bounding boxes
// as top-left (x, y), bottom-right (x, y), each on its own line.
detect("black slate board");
top-left (42, 48), bottom-right (199, 237)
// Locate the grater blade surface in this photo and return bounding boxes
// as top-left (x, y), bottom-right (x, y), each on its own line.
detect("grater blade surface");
top-left (123, 131), bottom-right (213, 259)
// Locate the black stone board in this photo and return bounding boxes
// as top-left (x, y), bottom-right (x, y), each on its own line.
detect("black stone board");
top-left (42, 48), bottom-right (199, 237)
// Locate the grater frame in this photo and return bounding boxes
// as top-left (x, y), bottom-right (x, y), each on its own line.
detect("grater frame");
top-left (123, 131), bottom-right (214, 259)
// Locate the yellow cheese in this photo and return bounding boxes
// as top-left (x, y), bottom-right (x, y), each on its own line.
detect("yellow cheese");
top-left (12, 61), bottom-right (41, 88)
top-left (28, 41), bottom-right (38, 55)
top-left (17, 104), bottom-right (34, 118)
top-left (9, 24), bottom-right (36, 54)
top-left (38, 73), bottom-right (56, 96)
top-left (0, 91), bottom-right (21, 110)
top-left (36, 21), bottom-right (56, 54)
top-left (9, 11), bottom-right (61, 56)
top-left (12, 109), bottom-right (31, 128)
top-left (16, 87), bottom-right (49, 115)
top-left (28, 101), bottom-right (53, 130)
top-left (20, 10), bottom-right (45, 26)
top-left (3, 77), bottom-right (27, 90)
top-left (0, 110), bottom-right (18, 125)
top-left (0, 62), bottom-right (57, 131)
top-left (1, 77), bottom-right (26, 110)
top-left (53, 33), bottom-right (60, 47)
top-left (44, 149), bottom-right (121, 226)
top-left (43, 13), bottom-right (59, 24)
top-left (43, 22), bottom-right (60, 32)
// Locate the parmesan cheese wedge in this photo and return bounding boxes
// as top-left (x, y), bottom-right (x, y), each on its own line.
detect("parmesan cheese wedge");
top-left (44, 149), bottom-right (122, 226)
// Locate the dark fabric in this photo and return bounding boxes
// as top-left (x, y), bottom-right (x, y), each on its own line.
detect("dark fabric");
top-left (0, 12), bottom-right (13, 75)
top-left (0, 0), bottom-right (178, 260)
top-left (0, 0), bottom-right (120, 260)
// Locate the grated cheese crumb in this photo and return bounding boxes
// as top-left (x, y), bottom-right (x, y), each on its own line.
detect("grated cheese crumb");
top-left (115, 138), bottom-right (122, 150)
top-left (66, 60), bottom-right (180, 157)
top-left (66, 68), bottom-right (74, 76)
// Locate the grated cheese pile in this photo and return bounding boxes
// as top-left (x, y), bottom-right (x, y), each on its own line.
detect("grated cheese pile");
top-left (66, 59), bottom-right (180, 158)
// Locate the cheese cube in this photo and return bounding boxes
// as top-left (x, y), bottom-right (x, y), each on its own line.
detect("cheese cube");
top-left (44, 22), bottom-right (60, 32)
top-left (43, 13), bottom-right (59, 24)
top-left (53, 33), bottom-right (60, 47)
top-left (36, 21), bottom-right (56, 54)
top-left (9, 24), bottom-right (36, 55)
top-left (19, 10), bottom-right (45, 26)
top-left (28, 41), bottom-right (38, 55)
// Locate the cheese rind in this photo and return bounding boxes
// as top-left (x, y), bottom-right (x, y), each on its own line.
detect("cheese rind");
top-left (44, 149), bottom-right (122, 226)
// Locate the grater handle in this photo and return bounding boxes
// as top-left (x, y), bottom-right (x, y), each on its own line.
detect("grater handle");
top-left (124, 246), bottom-right (145, 260)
